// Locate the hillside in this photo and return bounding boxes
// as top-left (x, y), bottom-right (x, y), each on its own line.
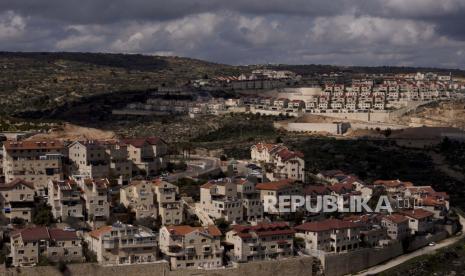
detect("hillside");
top-left (0, 52), bottom-right (242, 117)
top-left (398, 99), bottom-right (465, 130)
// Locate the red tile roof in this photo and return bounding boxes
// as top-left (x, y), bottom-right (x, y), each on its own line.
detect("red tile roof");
top-left (0, 178), bottom-right (34, 190)
top-left (373, 180), bottom-right (413, 188)
top-left (3, 140), bottom-right (64, 151)
top-left (256, 179), bottom-right (295, 191)
top-left (328, 183), bottom-right (354, 194)
top-left (88, 225), bottom-right (112, 239)
top-left (304, 185), bottom-right (330, 195)
top-left (275, 148), bottom-right (304, 161)
top-left (295, 219), bottom-right (361, 232)
top-left (165, 225), bottom-right (222, 237)
top-left (252, 143), bottom-right (278, 152)
top-left (11, 227), bottom-right (50, 242)
top-left (121, 137), bottom-right (165, 148)
top-left (382, 214), bottom-right (408, 224)
top-left (401, 209), bottom-right (434, 220)
top-left (48, 228), bottom-right (79, 241)
top-left (232, 222), bottom-right (295, 238)
top-left (11, 227), bottom-right (78, 242)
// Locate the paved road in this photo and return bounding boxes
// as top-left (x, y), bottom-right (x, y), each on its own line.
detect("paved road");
top-left (166, 155), bottom-right (220, 182)
top-left (356, 215), bottom-right (465, 275)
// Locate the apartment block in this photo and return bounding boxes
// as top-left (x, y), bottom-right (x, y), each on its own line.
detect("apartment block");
top-left (10, 227), bottom-right (83, 267)
top-left (120, 180), bottom-right (157, 219)
top-left (153, 180), bottom-right (184, 225)
top-left (159, 225), bottom-right (223, 269)
top-left (250, 143), bottom-right (305, 182)
top-left (48, 179), bottom-right (84, 221)
top-left (75, 177), bottom-right (110, 228)
top-left (121, 137), bottom-right (168, 176)
top-left (381, 214), bottom-right (409, 240)
top-left (295, 219), bottom-right (362, 254)
top-left (200, 179), bottom-right (243, 223)
top-left (225, 222), bottom-right (294, 262)
top-left (235, 178), bottom-right (264, 222)
top-left (3, 140), bottom-right (64, 195)
top-left (0, 179), bottom-right (35, 222)
top-left (68, 140), bottom-right (132, 180)
top-left (86, 222), bottom-right (158, 265)
top-left (401, 209), bottom-right (434, 235)
top-left (256, 179), bottom-right (301, 216)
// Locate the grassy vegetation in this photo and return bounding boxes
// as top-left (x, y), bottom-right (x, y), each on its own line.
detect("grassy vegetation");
top-left (438, 138), bottom-right (465, 174)
top-left (190, 113), bottom-right (289, 156)
top-left (0, 52), bottom-right (244, 117)
top-left (380, 238), bottom-right (465, 276)
top-left (290, 137), bottom-right (465, 209)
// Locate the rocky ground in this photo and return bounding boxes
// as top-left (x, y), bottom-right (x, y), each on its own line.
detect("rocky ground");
top-left (398, 99), bottom-right (465, 130)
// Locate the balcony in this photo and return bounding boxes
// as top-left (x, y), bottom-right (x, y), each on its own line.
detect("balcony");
top-left (167, 245), bottom-right (185, 256)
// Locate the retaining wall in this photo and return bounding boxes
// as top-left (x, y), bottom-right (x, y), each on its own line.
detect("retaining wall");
top-left (6, 257), bottom-right (314, 276)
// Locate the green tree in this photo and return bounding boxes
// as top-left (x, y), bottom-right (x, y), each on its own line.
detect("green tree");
top-left (214, 218), bottom-right (231, 233)
top-left (33, 204), bottom-right (54, 226)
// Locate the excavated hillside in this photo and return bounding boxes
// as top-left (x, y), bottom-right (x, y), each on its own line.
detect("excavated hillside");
top-left (398, 99), bottom-right (465, 130)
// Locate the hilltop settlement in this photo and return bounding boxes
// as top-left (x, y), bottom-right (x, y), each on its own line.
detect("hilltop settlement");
top-left (0, 134), bottom-right (459, 275)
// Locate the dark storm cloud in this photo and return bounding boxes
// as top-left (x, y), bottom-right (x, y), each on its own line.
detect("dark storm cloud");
top-left (0, 0), bottom-right (464, 68)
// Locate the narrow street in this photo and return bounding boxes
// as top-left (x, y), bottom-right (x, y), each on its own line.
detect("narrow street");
top-left (355, 215), bottom-right (465, 275)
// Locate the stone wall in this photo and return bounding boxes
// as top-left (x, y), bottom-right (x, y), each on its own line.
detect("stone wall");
top-left (319, 242), bottom-right (404, 276)
top-left (274, 122), bottom-right (349, 135)
top-left (407, 231), bottom-right (449, 252)
top-left (7, 257), bottom-right (314, 276)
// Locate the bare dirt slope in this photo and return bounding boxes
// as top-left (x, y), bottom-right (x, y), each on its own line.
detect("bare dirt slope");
top-left (28, 123), bottom-right (116, 141)
top-left (398, 99), bottom-right (465, 129)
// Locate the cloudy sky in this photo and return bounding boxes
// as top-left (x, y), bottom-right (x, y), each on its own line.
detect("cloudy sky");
top-left (0, 0), bottom-right (465, 68)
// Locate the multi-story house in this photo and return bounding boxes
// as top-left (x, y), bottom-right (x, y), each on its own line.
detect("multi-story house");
top-left (153, 180), bottom-right (184, 225)
top-left (345, 96), bottom-right (357, 110)
top-left (343, 215), bottom-right (387, 247)
top-left (274, 98), bottom-right (289, 109)
top-left (250, 143), bottom-right (285, 163)
top-left (289, 100), bottom-right (305, 110)
top-left (387, 86), bottom-right (400, 101)
top-left (3, 140), bottom-right (64, 195)
top-left (305, 98), bottom-right (319, 111)
top-left (373, 179), bottom-right (413, 195)
top-left (86, 222), bottom-right (158, 265)
top-left (318, 96), bottom-right (329, 109)
top-left (103, 140), bottom-right (133, 180)
top-left (295, 219), bottom-right (362, 254)
top-left (159, 225), bottom-right (223, 269)
top-left (10, 227), bottom-right (83, 267)
top-left (358, 98), bottom-right (373, 110)
top-left (0, 179), bottom-right (35, 222)
top-left (236, 178), bottom-right (264, 222)
top-left (75, 177), bottom-right (110, 228)
top-left (199, 179), bottom-right (243, 223)
top-left (48, 179), bottom-right (84, 221)
top-left (225, 222), bottom-right (294, 262)
top-left (256, 179), bottom-right (301, 216)
top-left (401, 209), bottom-right (434, 235)
top-left (120, 180), bottom-right (157, 219)
top-left (373, 97), bottom-right (386, 110)
top-left (381, 214), bottom-right (409, 240)
top-left (68, 140), bottom-right (110, 179)
top-left (272, 148), bottom-right (305, 182)
top-left (250, 143), bottom-right (305, 182)
top-left (121, 137), bottom-right (168, 176)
